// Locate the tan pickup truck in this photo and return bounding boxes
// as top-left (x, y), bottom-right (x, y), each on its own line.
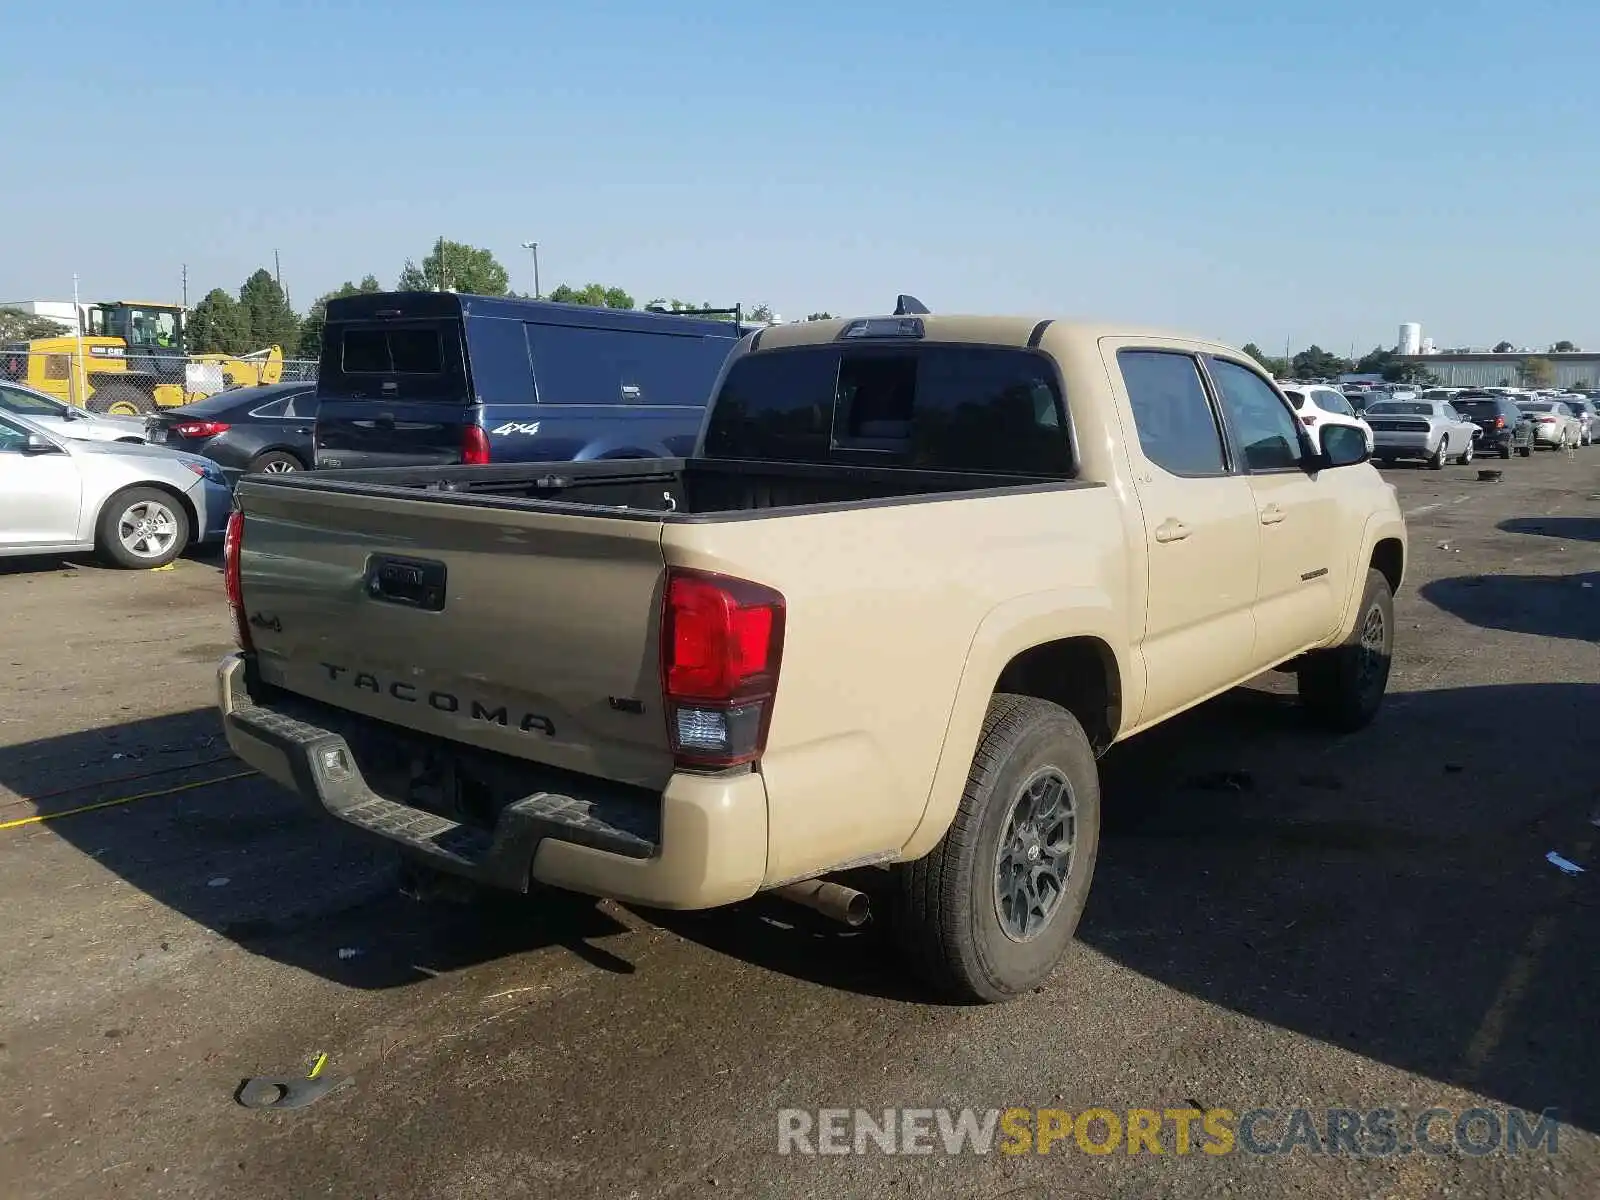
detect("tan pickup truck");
top-left (217, 309), bottom-right (1406, 1003)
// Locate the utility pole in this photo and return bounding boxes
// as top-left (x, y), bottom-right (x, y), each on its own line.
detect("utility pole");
top-left (274, 249), bottom-right (281, 289)
top-left (437, 235), bottom-right (447, 291)
top-left (71, 273), bottom-right (87, 408)
top-left (181, 263), bottom-right (188, 309)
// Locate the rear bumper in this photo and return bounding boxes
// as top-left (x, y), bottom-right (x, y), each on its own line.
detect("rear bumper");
top-left (216, 654), bottom-right (768, 909)
top-left (195, 478), bottom-right (233, 542)
top-left (1372, 433), bottom-right (1432, 456)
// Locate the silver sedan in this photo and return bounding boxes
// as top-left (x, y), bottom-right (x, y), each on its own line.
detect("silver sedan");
top-left (0, 380), bottom-right (148, 443)
top-left (0, 409), bottom-right (232, 569)
top-left (1364, 399), bottom-right (1482, 468)
top-left (1518, 401), bottom-right (1585, 449)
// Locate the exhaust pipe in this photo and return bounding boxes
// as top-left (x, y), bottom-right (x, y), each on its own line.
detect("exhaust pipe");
top-left (772, 879), bottom-right (871, 927)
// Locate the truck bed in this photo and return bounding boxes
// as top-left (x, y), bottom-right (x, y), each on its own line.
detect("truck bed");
top-left (261, 456), bottom-right (1084, 520)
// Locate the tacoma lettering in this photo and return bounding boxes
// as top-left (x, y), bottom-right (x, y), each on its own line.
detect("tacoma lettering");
top-left (317, 663), bottom-right (555, 736)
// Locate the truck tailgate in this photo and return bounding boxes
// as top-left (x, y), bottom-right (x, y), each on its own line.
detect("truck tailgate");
top-left (234, 480), bottom-right (674, 790)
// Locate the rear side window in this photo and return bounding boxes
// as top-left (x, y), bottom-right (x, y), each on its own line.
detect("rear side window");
top-left (702, 344), bottom-right (1071, 475)
top-left (527, 325), bottom-right (731, 407)
top-left (1117, 350), bottom-right (1226, 476)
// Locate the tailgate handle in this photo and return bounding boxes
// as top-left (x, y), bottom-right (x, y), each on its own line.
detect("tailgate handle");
top-left (365, 555), bottom-right (447, 611)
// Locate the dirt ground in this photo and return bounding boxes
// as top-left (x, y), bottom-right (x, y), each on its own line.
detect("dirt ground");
top-left (1, 453), bottom-right (1597, 1200)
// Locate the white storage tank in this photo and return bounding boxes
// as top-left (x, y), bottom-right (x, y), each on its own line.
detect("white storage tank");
top-left (1398, 322), bottom-right (1422, 356)
top-left (1421, 337), bottom-right (1435, 354)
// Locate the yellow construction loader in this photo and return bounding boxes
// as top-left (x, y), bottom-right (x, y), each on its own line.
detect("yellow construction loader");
top-left (0, 300), bottom-right (285, 416)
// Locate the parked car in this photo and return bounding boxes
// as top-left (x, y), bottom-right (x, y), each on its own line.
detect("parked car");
top-left (1517, 400), bottom-right (1584, 450)
top-left (1365, 399), bottom-right (1480, 468)
top-left (1563, 397), bottom-right (1599, 445)
top-left (312, 291), bottom-right (753, 470)
top-left (0, 380), bottom-right (148, 444)
top-left (1451, 394), bottom-right (1536, 459)
top-left (145, 382), bottom-right (318, 482)
top-left (1280, 383), bottom-right (1374, 451)
top-left (1345, 389), bottom-right (1390, 415)
top-left (218, 307), bottom-right (1405, 1004)
top-left (0, 409), bottom-right (230, 568)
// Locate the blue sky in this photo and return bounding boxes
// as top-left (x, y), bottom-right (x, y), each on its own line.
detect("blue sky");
top-left (6, 0), bottom-right (1598, 352)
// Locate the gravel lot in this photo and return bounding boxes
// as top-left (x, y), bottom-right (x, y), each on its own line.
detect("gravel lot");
top-left (1, 454), bottom-right (1597, 1200)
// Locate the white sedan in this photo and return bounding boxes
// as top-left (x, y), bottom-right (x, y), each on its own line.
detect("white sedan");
top-left (1517, 401), bottom-right (1584, 449)
top-left (0, 380), bottom-right (148, 443)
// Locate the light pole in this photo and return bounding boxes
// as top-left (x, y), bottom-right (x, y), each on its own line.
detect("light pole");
top-left (520, 241), bottom-right (541, 300)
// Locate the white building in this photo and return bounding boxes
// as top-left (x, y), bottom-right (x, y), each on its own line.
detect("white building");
top-left (1397, 322), bottom-right (1422, 356)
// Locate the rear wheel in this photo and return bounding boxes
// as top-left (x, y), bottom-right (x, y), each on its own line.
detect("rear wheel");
top-left (1518, 444), bottom-right (1532, 457)
top-left (1297, 568), bottom-right (1394, 733)
top-left (246, 450), bottom-right (304, 474)
top-left (893, 694), bottom-right (1101, 1003)
top-left (95, 486), bottom-right (189, 569)
top-left (1499, 443), bottom-right (1512, 460)
top-left (86, 385), bottom-right (154, 416)
top-left (1458, 439), bottom-right (1474, 465)
top-left (1427, 437), bottom-right (1448, 470)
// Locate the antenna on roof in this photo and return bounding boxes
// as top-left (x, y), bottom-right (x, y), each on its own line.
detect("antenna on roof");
top-left (893, 294), bottom-right (930, 316)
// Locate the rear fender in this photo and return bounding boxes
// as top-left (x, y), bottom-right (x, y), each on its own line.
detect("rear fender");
top-left (897, 589), bottom-right (1127, 862)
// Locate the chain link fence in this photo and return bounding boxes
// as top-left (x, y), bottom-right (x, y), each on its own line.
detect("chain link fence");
top-left (0, 348), bottom-right (320, 413)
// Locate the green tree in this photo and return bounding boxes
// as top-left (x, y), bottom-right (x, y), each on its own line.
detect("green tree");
top-left (1493, 340), bottom-right (1515, 353)
top-left (0, 308), bottom-right (72, 342)
top-left (546, 282), bottom-right (635, 309)
top-left (1241, 343), bottom-right (1289, 377)
top-left (397, 239), bottom-right (510, 295)
top-left (1382, 362), bottom-right (1438, 385)
top-left (804, 312), bottom-right (835, 322)
top-left (238, 268), bottom-right (300, 355)
top-left (1520, 357), bottom-right (1555, 387)
top-left (1552, 340), bottom-right (1579, 352)
top-left (1291, 345), bottom-right (1350, 380)
top-left (1355, 345), bottom-right (1397, 375)
top-left (744, 302), bottom-right (775, 323)
top-left (296, 275), bottom-right (383, 361)
top-left (185, 289), bottom-right (253, 354)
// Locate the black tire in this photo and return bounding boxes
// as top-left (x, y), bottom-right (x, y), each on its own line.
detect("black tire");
top-left (246, 450), bottom-right (304, 475)
top-left (893, 695), bottom-right (1101, 1004)
top-left (95, 486), bottom-right (190, 569)
top-left (1499, 444), bottom-right (1512, 460)
top-left (86, 385), bottom-right (155, 416)
top-left (1517, 445), bottom-right (1532, 457)
top-left (1427, 437), bottom-right (1448, 470)
top-left (1457, 439), bottom-right (1474, 465)
top-left (1297, 568), bottom-right (1394, 733)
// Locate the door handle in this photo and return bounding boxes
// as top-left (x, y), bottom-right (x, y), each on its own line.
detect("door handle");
top-left (1259, 504), bottom-right (1286, 526)
top-left (1154, 518), bottom-right (1191, 543)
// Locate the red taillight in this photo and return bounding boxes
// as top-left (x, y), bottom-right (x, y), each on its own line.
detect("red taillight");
top-left (660, 568), bottom-right (785, 769)
top-left (224, 509), bottom-right (252, 651)
top-left (173, 420), bottom-right (229, 438)
top-left (462, 425), bottom-right (491, 464)
top-left (1494, 416), bottom-right (1505, 429)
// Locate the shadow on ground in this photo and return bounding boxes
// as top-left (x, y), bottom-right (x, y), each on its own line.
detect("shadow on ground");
top-left (1420, 571), bottom-right (1600, 642)
top-left (5, 682), bottom-right (1596, 1131)
top-left (0, 707), bottom-right (631, 990)
top-left (0, 545), bottom-right (222, 578)
top-left (1500, 516), bottom-right (1600, 543)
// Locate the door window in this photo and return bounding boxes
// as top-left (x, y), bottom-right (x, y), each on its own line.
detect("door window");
top-left (1207, 358), bottom-right (1303, 471)
top-left (1116, 350), bottom-right (1227, 476)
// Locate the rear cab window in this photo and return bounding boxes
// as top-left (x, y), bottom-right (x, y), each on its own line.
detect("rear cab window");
top-left (702, 343), bottom-right (1073, 476)
top-left (318, 319), bottom-right (469, 403)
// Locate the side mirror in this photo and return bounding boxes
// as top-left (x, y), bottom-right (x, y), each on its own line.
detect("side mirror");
top-left (1313, 423), bottom-right (1370, 470)
top-left (22, 432), bottom-right (62, 454)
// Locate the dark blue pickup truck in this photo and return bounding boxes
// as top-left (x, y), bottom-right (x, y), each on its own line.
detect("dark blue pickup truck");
top-left (312, 291), bottom-right (750, 468)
